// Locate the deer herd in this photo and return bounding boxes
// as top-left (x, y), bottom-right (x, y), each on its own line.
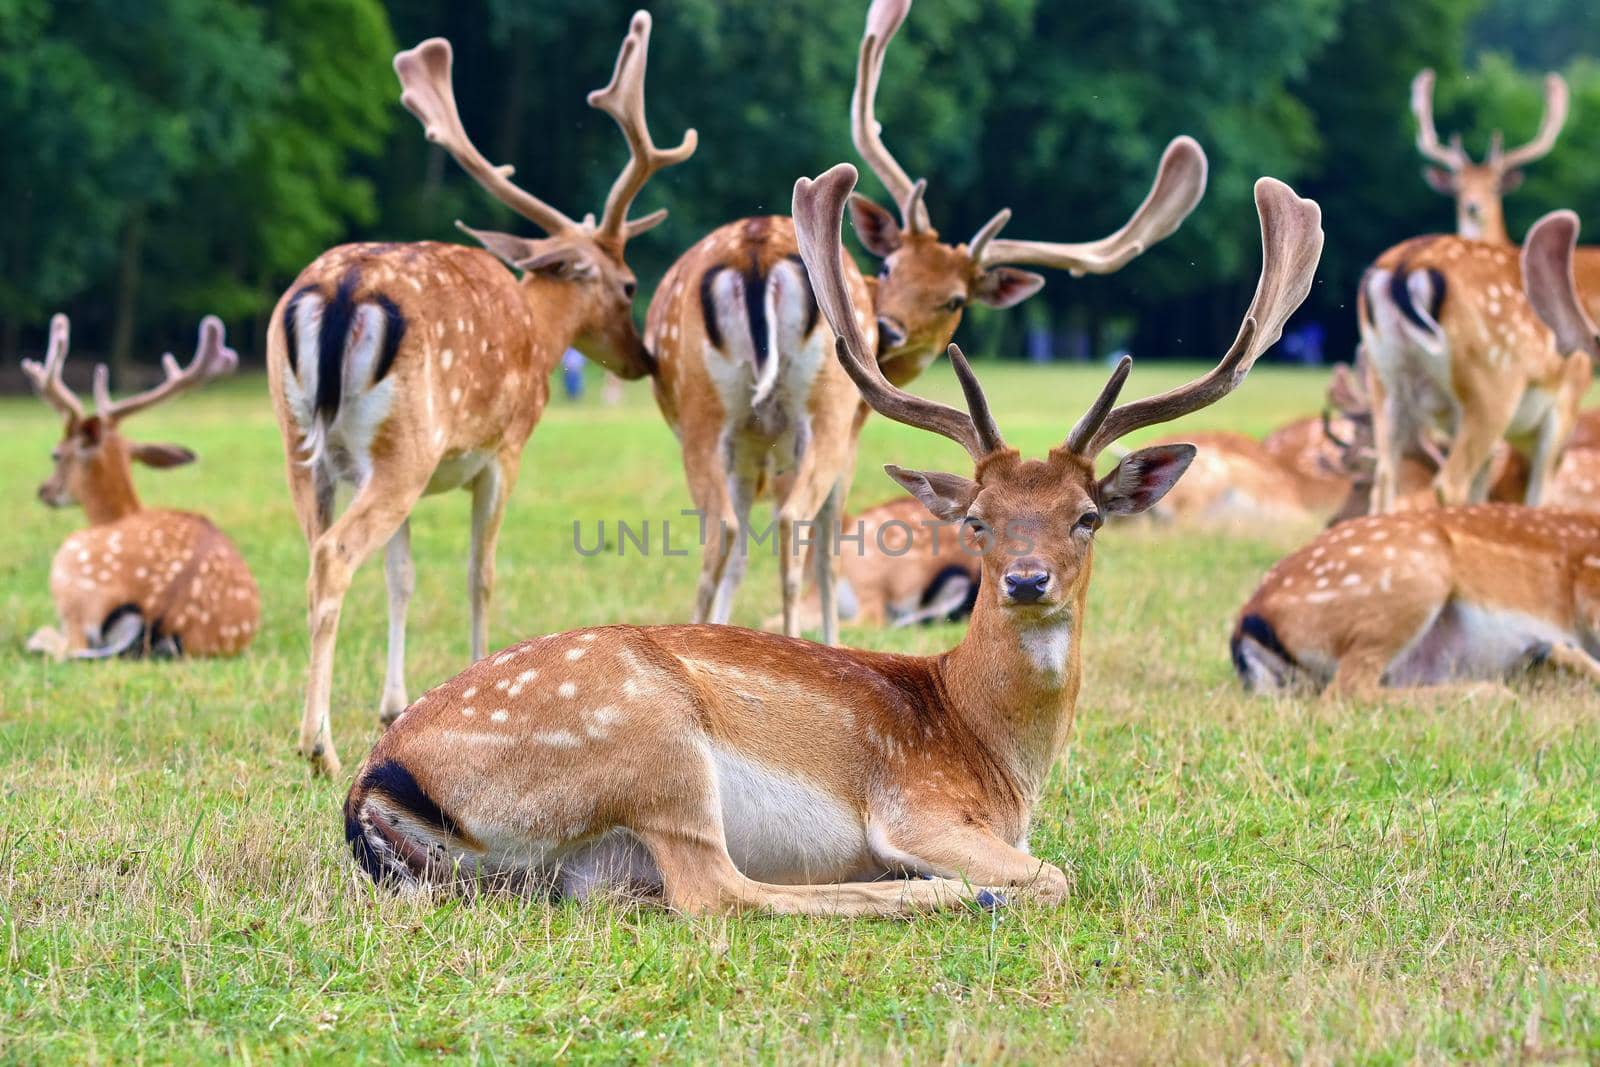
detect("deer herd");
top-left (17, 2), bottom-right (1600, 914)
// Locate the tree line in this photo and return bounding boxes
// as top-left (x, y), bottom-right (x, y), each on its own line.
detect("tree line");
top-left (3, 0), bottom-right (1598, 380)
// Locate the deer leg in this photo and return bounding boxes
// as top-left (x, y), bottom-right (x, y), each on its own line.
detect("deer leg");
top-left (1366, 367), bottom-right (1404, 514)
top-left (468, 455), bottom-right (516, 662)
top-left (379, 520), bottom-right (414, 725)
top-left (285, 454), bottom-right (336, 545)
top-left (707, 473), bottom-right (756, 626)
top-left (302, 473), bottom-right (427, 777)
top-left (636, 825), bottom-right (996, 917)
top-left (777, 428), bottom-right (853, 642)
top-left (879, 824), bottom-right (1070, 905)
top-left (1534, 643), bottom-right (1600, 685)
top-left (809, 482), bottom-right (845, 645)
top-left (1434, 386), bottom-right (1518, 506)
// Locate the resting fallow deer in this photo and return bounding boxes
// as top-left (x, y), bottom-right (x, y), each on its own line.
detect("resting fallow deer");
top-left (24, 314), bottom-right (259, 659)
top-left (1231, 504), bottom-right (1600, 695)
top-left (341, 162), bottom-right (1322, 916)
top-left (1357, 212), bottom-right (1594, 511)
top-left (267, 11), bottom-right (694, 776)
top-left (1411, 67), bottom-right (1569, 245)
top-left (1132, 430), bottom-right (1352, 528)
top-left (644, 0), bottom-right (1206, 646)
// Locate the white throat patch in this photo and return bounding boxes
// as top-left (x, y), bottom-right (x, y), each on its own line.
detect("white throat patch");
top-left (1020, 619), bottom-right (1073, 677)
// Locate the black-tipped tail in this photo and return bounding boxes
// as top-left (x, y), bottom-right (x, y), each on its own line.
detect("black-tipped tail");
top-left (1231, 613), bottom-right (1301, 692)
top-left (345, 759), bottom-right (467, 885)
top-left (1390, 264), bottom-right (1446, 332)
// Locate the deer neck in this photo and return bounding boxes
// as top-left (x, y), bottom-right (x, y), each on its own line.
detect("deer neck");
top-left (81, 462), bottom-right (142, 526)
top-left (939, 576), bottom-right (1088, 802)
top-left (520, 275), bottom-right (597, 376)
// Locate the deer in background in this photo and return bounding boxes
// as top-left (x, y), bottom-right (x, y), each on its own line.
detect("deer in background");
top-left (24, 314), bottom-right (259, 660)
top-left (1411, 68), bottom-right (1569, 245)
top-left (267, 11), bottom-right (694, 776)
top-left (644, 0), bottom-right (1206, 645)
top-left (340, 162), bottom-right (1321, 915)
top-left (1357, 214), bottom-right (1593, 511)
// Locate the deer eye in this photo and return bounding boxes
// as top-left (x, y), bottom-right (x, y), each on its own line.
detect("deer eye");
top-left (961, 515), bottom-right (988, 536)
top-left (622, 281), bottom-right (637, 299)
top-left (943, 295), bottom-right (966, 312)
top-left (878, 263), bottom-right (891, 279)
top-left (1075, 510), bottom-right (1102, 532)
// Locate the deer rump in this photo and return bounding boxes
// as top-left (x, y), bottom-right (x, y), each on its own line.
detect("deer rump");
top-left (698, 250), bottom-right (826, 472)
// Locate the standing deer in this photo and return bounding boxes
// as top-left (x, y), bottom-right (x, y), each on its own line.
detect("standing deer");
top-left (267, 12), bottom-right (694, 776)
top-left (341, 162), bottom-right (1322, 915)
top-left (644, 0), bottom-right (1206, 645)
top-left (24, 314), bottom-right (259, 660)
top-left (1411, 68), bottom-right (1569, 245)
top-left (1357, 213), bottom-right (1594, 510)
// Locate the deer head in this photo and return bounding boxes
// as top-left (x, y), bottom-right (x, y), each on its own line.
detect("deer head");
top-left (797, 163), bottom-right (1322, 615)
top-left (394, 11), bottom-right (696, 378)
top-left (1412, 68), bottom-right (1568, 244)
top-left (23, 315), bottom-right (237, 524)
top-left (847, 0), bottom-right (1208, 383)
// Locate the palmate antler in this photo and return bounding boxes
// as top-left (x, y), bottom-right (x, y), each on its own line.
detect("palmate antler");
top-left (395, 11), bottom-right (695, 247)
top-left (795, 164), bottom-right (1322, 463)
top-left (21, 314), bottom-right (83, 420)
top-left (850, 0), bottom-right (1207, 275)
top-left (94, 316), bottom-right (238, 423)
top-left (1411, 67), bottom-right (1569, 175)
top-left (795, 164), bottom-right (1002, 460)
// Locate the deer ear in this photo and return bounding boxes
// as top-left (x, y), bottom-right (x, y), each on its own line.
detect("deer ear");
top-left (1098, 444), bottom-right (1195, 515)
top-left (1422, 167), bottom-right (1457, 195)
top-left (885, 464), bottom-right (979, 523)
top-left (130, 442), bottom-right (197, 469)
top-left (849, 194), bottom-right (902, 257)
top-left (1499, 169), bottom-right (1526, 194)
top-left (973, 267), bottom-right (1045, 309)
top-left (456, 222), bottom-right (540, 268)
top-left (518, 246), bottom-right (599, 281)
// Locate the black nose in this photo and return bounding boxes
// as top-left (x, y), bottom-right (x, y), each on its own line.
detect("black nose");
top-left (877, 317), bottom-right (907, 352)
top-left (1004, 572), bottom-right (1049, 604)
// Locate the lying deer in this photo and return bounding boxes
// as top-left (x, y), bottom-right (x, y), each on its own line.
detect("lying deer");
top-left (643, 0), bottom-right (1205, 645)
top-left (268, 12), bottom-right (693, 775)
top-left (342, 162), bottom-right (1321, 915)
top-left (1231, 504), bottom-right (1600, 694)
top-left (772, 496), bottom-right (982, 632)
top-left (24, 314), bottom-right (259, 659)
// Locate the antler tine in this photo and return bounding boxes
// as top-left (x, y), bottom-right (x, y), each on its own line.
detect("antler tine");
top-left (793, 163), bottom-right (996, 459)
top-left (1498, 72), bottom-right (1570, 171)
top-left (851, 0), bottom-right (929, 233)
top-left (394, 38), bottom-right (577, 235)
top-left (21, 313), bottom-right (84, 420)
top-left (1411, 68), bottom-right (1469, 170)
top-left (100, 315), bottom-right (239, 423)
top-left (587, 11), bottom-right (698, 244)
top-left (1080, 177), bottom-right (1324, 457)
top-left (1064, 355), bottom-right (1132, 454)
top-left (977, 136), bottom-right (1209, 276)
top-left (1522, 209), bottom-right (1598, 359)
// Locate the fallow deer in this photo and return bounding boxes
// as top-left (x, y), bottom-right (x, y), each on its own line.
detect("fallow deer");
top-left (1411, 67), bottom-right (1569, 246)
top-left (1133, 430), bottom-right (1352, 528)
top-left (1231, 504), bottom-right (1600, 695)
top-left (1357, 212), bottom-right (1594, 510)
top-left (267, 12), bottom-right (694, 776)
top-left (24, 314), bottom-right (259, 659)
top-left (341, 162), bottom-right (1322, 915)
top-left (644, 0), bottom-right (1206, 645)
top-left (773, 495), bottom-right (983, 633)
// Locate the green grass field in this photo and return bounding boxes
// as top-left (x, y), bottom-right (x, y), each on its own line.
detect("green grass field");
top-left (2, 361), bottom-right (1597, 1063)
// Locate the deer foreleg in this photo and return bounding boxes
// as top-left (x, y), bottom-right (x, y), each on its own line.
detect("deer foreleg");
top-left (468, 454), bottom-right (516, 662)
top-left (379, 520), bottom-right (414, 724)
top-left (879, 824), bottom-right (1070, 905)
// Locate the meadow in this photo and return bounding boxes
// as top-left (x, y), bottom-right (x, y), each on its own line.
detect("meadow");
top-left (1, 360), bottom-right (1597, 1063)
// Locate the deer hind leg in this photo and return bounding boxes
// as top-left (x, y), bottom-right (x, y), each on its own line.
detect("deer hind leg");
top-left (302, 472), bottom-right (427, 777)
top-left (1434, 383), bottom-right (1518, 506)
top-left (468, 453), bottom-right (517, 662)
top-left (285, 452), bottom-right (336, 545)
top-left (1366, 370), bottom-right (1410, 514)
top-left (777, 425), bottom-right (853, 642)
top-left (1531, 643), bottom-right (1600, 685)
top-left (379, 520), bottom-right (414, 725)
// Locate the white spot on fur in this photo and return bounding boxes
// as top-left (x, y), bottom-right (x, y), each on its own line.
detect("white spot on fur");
top-left (558, 681), bottom-right (577, 698)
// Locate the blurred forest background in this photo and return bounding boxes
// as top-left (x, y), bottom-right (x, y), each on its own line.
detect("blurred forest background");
top-left (3, 0), bottom-right (1599, 380)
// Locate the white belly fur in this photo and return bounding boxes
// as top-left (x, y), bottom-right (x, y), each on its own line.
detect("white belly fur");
top-left (710, 745), bottom-right (876, 884)
top-left (1386, 602), bottom-right (1573, 685)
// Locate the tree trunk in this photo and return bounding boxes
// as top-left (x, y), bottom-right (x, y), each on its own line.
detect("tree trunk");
top-left (109, 209), bottom-right (147, 382)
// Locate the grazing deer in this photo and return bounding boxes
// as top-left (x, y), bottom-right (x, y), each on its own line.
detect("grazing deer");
top-left (644, 0), bottom-right (1206, 646)
top-left (1411, 68), bottom-right (1569, 245)
top-left (341, 162), bottom-right (1322, 915)
top-left (1231, 504), bottom-right (1600, 695)
top-left (1357, 213), bottom-right (1594, 510)
top-left (267, 12), bottom-right (694, 776)
top-left (24, 314), bottom-right (259, 660)
top-left (772, 495), bottom-right (983, 633)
